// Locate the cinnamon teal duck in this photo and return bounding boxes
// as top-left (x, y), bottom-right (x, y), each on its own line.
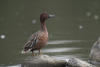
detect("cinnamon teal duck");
top-left (22, 12), bottom-right (55, 56)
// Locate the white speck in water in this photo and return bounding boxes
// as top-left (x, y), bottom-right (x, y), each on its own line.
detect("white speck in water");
top-left (0, 34), bottom-right (6, 39)
top-left (32, 19), bottom-right (36, 24)
top-left (94, 15), bottom-right (99, 20)
top-left (86, 12), bottom-right (91, 16)
top-left (16, 12), bottom-right (20, 16)
top-left (79, 25), bottom-right (83, 29)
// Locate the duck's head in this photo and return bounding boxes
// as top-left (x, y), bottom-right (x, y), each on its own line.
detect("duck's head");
top-left (40, 12), bottom-right (55, 22)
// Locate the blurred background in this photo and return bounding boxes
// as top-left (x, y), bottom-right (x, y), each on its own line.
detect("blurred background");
top-left (0, 0), bottom-right (100, 66)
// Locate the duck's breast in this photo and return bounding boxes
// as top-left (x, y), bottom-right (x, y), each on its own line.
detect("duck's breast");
top-left (35, 31), bottom-right (48, 49)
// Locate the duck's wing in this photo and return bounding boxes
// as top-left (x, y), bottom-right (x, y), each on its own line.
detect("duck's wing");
top-left (24, 32), bottom-right (39, 51)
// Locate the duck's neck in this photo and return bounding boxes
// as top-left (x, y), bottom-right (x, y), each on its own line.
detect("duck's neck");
top-left (41, 21), bottom-right (47, 32)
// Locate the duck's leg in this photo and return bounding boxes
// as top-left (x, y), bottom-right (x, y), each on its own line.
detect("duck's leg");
top-left (39, 49), bottom-right (42, 55)
top-left (32, 51), bottom-right (35, 56)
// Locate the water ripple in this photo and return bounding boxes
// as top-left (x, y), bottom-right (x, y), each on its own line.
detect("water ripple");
top-left (0, 64), bottom-right (21, 67)
top-left (52, 54), bottom-right (82, 60)
top-left (42, 47), bottom-right (81, 53)
top-left (48, 40), bottom-right (83, 45)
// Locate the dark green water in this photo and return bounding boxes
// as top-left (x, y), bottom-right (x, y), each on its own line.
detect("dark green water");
top-left (0, 0), bottom-right (100, 66)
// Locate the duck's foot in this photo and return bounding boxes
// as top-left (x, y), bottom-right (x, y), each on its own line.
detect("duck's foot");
top-left (32, 53), bottom-right (35, 56)
top-left (32, 52), bottom-right (35, 56)
top-left (39, 49), bottom-right (42, 56)
top-left (32, 53), bottom-right (40, 56)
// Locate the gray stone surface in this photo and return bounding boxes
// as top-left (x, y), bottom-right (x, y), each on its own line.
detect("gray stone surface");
top-left (21, 55), bottom-right (66, 67)
top-left (89, 37), bottom-right (100, 66)
top-left (21, 55), bottom-right (95, 67)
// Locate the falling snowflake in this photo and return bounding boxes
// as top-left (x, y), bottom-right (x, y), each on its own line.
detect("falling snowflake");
top-left (86, 12), bottom-right (91, 17)
top-left (32, 19), bottom-right (36, 24)
top-left (94, 15), bottom-right (99, 20)
top-left (79, 25), bottom-right (83, 29)
top-left (0, 34), bottom-right (6, 39)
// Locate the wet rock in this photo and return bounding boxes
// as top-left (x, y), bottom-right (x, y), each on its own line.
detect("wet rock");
top-left (21, 55), bottom-right (66, 67)
top-left (21, 55), bottom-right (95, 67)
top-left (89, 37), bottom-right (100, 66)
top-left (66, 58), bottom-right (96, 67)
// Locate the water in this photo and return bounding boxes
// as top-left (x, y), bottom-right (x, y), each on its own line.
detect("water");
top-left (0, 0), bottom-right (100, 66)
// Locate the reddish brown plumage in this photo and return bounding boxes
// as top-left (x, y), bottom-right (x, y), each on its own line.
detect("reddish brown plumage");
top-left (31, 31), bottom-right (48, 51)
top-left (22, 12), bottom-right (54, 55)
